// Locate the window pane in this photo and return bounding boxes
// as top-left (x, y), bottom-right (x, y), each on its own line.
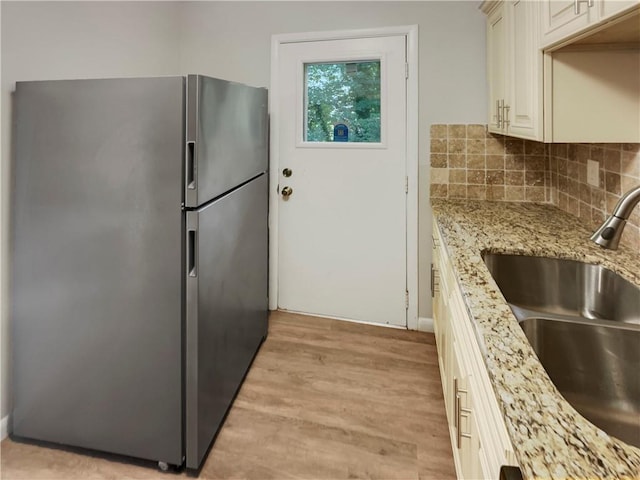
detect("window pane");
top-left (305, 61), bottom-right (381, 143)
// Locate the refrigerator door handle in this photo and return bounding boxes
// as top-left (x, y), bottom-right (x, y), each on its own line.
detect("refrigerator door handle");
top-left (188, 228), bottom-right (197, 277)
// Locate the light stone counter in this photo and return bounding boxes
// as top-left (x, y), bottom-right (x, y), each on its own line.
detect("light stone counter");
top-left (431, 199), bottom-right (640, 480)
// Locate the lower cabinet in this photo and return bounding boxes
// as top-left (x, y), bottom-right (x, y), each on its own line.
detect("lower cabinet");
top-left (451, 339), bottom-right (482, 479)
top-left (432, 222), bottom-right (518, 480)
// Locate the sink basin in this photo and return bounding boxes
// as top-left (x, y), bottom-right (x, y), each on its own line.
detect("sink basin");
top-left (483, 253), bottom-right (640, 447)
top-left (520, 317), bottom-right (640, 448)
top-left (484, 254), bottom-right (640, 325)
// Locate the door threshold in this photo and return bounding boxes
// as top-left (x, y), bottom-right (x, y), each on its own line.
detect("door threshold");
top-left (276, 308), bottom-right (406, 330)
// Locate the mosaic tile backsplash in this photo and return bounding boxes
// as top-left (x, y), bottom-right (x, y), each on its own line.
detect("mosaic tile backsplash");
top-left (429, 124), bottom-right (640, 251)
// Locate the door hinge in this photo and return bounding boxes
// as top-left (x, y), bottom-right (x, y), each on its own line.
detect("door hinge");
top-left (405, 290), bottom-right (409, 309)
top-left (405, 63), bottom-right (409, 79)
top-left (405, 176), bottom-right (409, 194)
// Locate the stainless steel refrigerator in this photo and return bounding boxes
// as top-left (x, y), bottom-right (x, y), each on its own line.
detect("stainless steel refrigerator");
top-left (11, 75), bottom-right (269, 471)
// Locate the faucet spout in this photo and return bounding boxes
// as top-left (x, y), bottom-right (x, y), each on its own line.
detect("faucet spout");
top-left (591, 185), bottom-right (640, 250)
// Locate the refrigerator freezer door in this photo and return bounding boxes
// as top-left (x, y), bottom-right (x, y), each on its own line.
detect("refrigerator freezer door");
top-left (184, 75), bottom-right (268, 208)
top-left (185, 174), bottom-right (269, 469)
top-left (12, 78), bottom-right (184, 465)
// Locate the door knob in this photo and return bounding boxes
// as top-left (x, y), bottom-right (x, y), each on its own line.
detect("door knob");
top-left (281, 186), bottom-right (293, 198)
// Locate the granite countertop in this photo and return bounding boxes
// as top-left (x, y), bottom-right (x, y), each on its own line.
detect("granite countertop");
top-left (430, 199), bottom-right (640, 480)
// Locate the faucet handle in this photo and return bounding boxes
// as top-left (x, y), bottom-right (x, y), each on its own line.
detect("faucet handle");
top-left (591, 216), bottom-right (626, 249)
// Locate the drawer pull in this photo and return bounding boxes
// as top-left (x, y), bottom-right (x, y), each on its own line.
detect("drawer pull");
top-left (454, 378), bottom-right (471, 449)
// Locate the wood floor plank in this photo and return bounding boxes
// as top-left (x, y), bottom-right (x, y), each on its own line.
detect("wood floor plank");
top-left (0, 439), bottom-right (162, 480)
top-left (267, 323), bottom-right (435, 365)
top-left (261, 335), bottom-right (440, 372)
top-left (1, 311), bottom-right (456, 480)
top-left (240, 363), bottom-right (447, 415)
top-left (255, 340), bottom-right (442, 394)
top-left (204, 407), bottom-right (419, 480)
top-left (233, 383), bottom-right (451, 445)
top-left (418, 439), bottom-right (458, 480)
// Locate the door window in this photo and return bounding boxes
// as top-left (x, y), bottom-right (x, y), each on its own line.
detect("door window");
top-left (304, 60), bottom-right (381, 143)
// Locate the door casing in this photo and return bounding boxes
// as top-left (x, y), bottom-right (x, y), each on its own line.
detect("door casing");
top-left (269, 25), bottom-right (419, 329)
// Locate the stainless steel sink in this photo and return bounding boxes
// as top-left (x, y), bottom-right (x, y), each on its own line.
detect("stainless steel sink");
top-left (520, 317), bottom-right (639, 448)
top-left (483, 254), bottom-right (640, 448)
top-left (483, 254), bottom-right (640, 325)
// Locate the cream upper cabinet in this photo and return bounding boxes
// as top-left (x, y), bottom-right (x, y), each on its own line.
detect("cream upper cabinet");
top-left (544, 2), bottom-right (640, 142)
top-left (506, 0), bottom-right (543, 140)
top-left (483, 0), bottom-right (543, 141)
top-left (541, 0), bottom-right (596, 46)
top-left (482, 0), bottom-right (639, 143)
top-left (486, 3), bottom-right (507, 134)
top-left (541, 0), bottom-right (640, 48)
top-left (599, 0), bottom-right (640, 20)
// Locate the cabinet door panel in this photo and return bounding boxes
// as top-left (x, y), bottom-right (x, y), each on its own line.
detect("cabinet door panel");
top-left (599, 0), bottom-right (639, 21)
top-left (508, 0), bottom-right (542, 140)
top-left (541, 0), bottom-right (594, 46)
top-left (452, 339), bottom-right (478, 480)
top-left (450, 341), bottom-right (464, 478)
top-left (487, 4), bottom-right (506, 133)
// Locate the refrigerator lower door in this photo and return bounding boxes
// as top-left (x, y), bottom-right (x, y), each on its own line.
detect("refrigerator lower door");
top-left (185, 174), bottom-right (269, 469)
top-left (12, 77), bottom-right (184, 465)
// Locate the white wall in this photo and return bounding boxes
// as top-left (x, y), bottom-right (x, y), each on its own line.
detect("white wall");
top-left (0, 1), bottom-right (183, 422)
top-left (0, 0), bottom-right (487, 426)
top-left (177, 1), bottom-right (487, 319)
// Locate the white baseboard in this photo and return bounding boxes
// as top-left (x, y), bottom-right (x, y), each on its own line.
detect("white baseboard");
top-left (1, 415), bottom-right (9, 441)
top-left (417, 317), bottom-right (434, 333)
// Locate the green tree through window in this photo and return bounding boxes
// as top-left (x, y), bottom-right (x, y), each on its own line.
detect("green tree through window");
top-left (305, 61), bottom-right (381, 143)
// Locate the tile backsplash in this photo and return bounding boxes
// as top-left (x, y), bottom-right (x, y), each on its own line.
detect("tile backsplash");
top-left (429, 124), bottom-right (548, 203)
top-left (548, 142), bottom-right (640, 251)
top-left (429, 124), bottom-right (640, 252)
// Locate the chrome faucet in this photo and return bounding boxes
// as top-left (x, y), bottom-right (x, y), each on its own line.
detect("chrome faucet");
top-left (591, 185), bottom-right (640, 250)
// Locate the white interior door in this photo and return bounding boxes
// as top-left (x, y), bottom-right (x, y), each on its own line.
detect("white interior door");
top-left (276, 35), bottom-right (408, 327)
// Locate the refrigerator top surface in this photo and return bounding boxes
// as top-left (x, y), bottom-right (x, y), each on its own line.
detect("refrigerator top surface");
top-left (16, 75), bottom-right (266, 90)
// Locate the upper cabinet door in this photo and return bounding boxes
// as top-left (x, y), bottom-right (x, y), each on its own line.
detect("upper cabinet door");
top-left (486, 3), bottom-right (506, 134)
top-left (506, 0), bottom-right (543, 140)
top-left (540, 0), bottom-right (640, 48)
top-left (483, 0), bottom-right (543, 141)
top-left (540, 0), bottom-right (595, 47)
top-left (599, 0), bottom-right (640, 20)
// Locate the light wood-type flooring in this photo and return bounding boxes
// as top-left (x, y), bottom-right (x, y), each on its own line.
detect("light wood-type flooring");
top-left (1, 311), bottom-right (456, 480)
